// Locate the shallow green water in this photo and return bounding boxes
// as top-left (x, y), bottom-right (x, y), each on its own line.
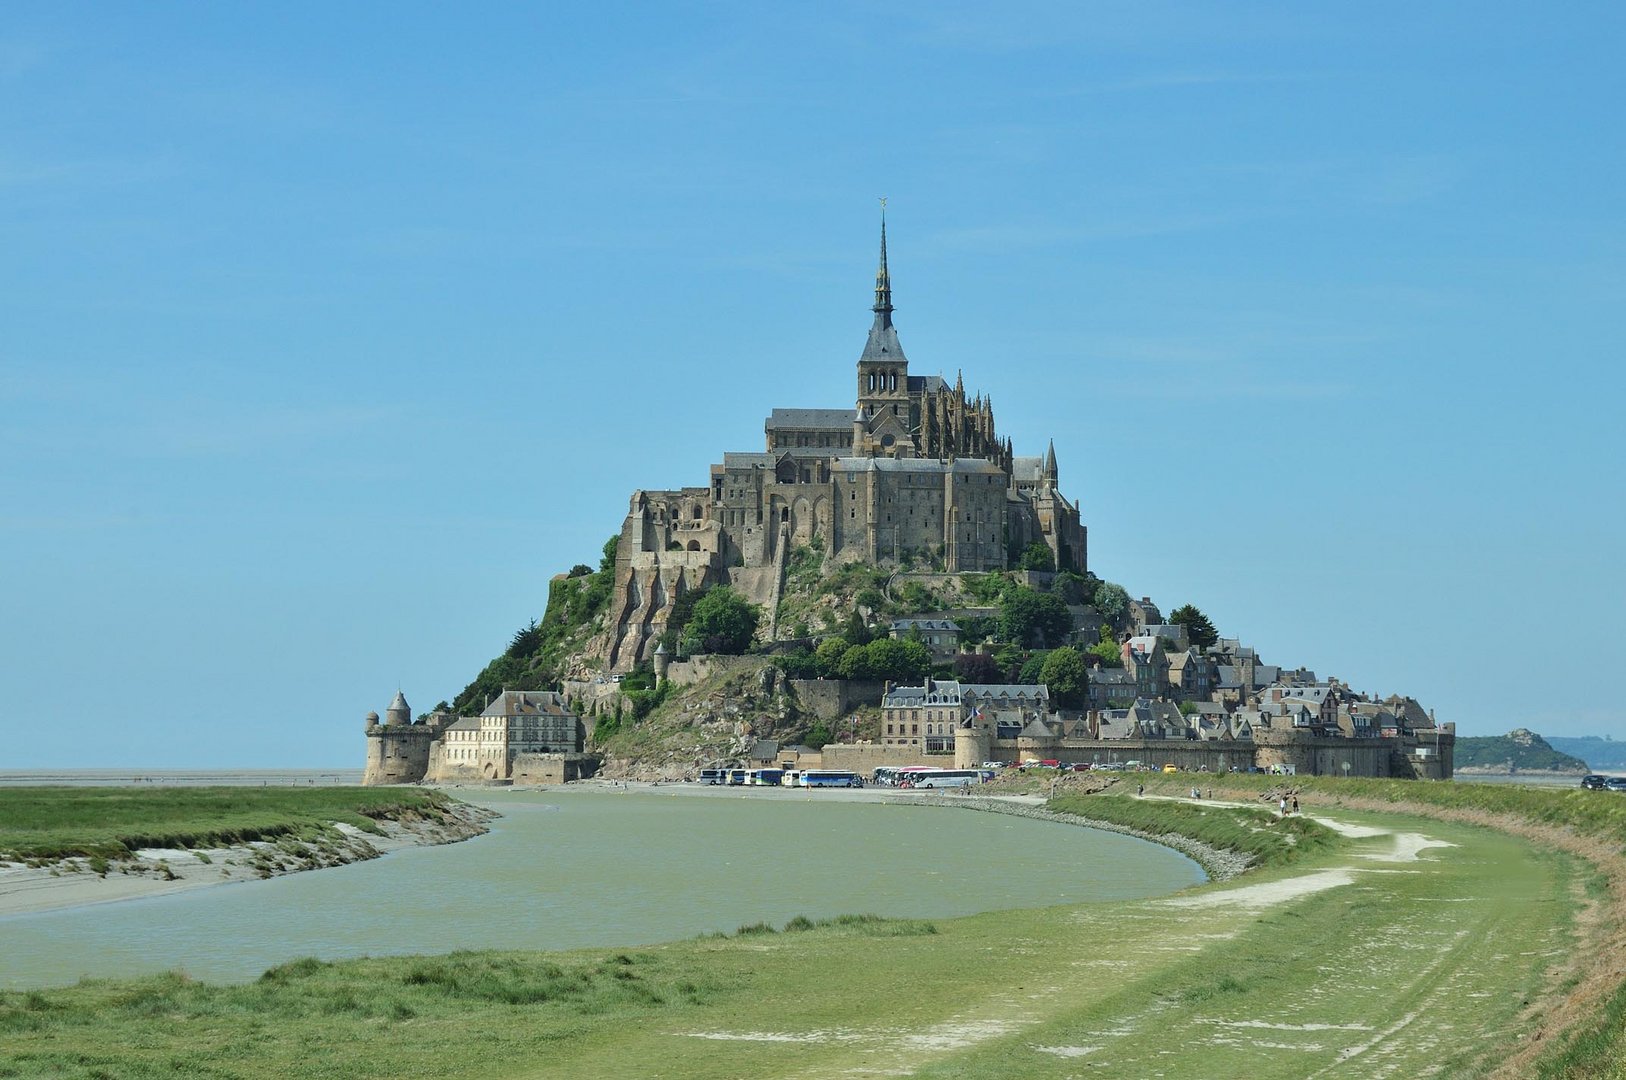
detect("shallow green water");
top-left (0, 789), bottom-right (1203, 988)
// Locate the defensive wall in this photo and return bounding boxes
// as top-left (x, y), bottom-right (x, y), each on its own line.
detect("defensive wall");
top-left (789, 678), bottom-right (886, 721)
top-left (953, 724), bottom-right (1453, 778)
top-left (821, 743), bottom-right (949, 774)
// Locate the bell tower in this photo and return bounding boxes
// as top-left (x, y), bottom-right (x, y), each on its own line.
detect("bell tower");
top-left (856, 204), bottom-right (910, 453)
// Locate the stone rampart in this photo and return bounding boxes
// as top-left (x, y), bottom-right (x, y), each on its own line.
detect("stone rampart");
top-left (821, 743), bottom-right (945, 774)
top-left (511, 753), bottom-right (600, 785)
top-left (788, 678), bottom-right (886, 721)
top-left (362, 724), bottom-right (436, 785)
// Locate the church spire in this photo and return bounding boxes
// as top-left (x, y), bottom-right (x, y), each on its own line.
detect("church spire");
top-left (859, 200), bottom-right (907, 365)
top-left (872, 201), bottom-right (893, 328)
top-left (1043, 439), bottom-right (1058, 485)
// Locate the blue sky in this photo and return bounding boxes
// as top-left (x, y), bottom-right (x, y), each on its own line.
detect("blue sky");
top-left (4, 3), bottom-right (1623, 767)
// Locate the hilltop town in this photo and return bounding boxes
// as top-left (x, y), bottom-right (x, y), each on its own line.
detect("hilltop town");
top-left (364, 222), bottom-right (1455, 786)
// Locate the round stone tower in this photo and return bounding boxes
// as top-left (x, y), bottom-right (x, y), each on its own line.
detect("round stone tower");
top-left (385, 690), bottom-right (411, 726)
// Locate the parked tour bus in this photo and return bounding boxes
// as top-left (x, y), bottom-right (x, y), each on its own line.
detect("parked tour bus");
top-left (727, 768), bottom-right (748, 786)
top-left (908, 769), bottom-right (984, 789)
top-left (699, 768), bottom-right (725, 785)
top-left (747, 769), bottom-right (783, 786)
top-left (800, 770), bottom-right (863, 788)
top-left (779, 770), bottom-right (803, 787)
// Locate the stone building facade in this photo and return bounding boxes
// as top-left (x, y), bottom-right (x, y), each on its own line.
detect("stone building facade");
top-left (362, 689), bottom-right (597, 786)
top-left (605, 220), bottom-right (1088, 671)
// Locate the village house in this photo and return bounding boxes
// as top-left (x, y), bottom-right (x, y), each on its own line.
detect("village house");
top-left (887, 618), bottom-right (962, 663)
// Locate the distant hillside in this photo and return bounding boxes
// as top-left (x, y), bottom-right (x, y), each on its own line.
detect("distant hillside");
top-left (1455, 728), bottom-right (1589, 774)
top-left (1546, 736), bottom-right (1626, 771)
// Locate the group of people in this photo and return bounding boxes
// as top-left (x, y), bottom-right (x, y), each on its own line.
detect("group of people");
top-left (1277, 792), bottom-right (1301, 816)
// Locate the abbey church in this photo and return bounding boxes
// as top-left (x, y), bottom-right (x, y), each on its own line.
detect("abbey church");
top-left (605, 220), bottom-right (1087, 671)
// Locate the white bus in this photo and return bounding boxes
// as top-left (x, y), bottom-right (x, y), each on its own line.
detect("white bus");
top-left (907, 769), bottom-right (984, 789)
top-left (800, 770), bottom-right (863, 788)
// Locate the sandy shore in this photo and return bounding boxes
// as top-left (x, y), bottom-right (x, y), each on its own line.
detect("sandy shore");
top-left (0, 801), bottom-right (492, 919)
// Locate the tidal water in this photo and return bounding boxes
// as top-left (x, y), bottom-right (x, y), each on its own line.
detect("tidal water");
top-left (0, 788), bottom-right (1203, 989)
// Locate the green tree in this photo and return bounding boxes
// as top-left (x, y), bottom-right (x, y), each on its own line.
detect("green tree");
top-left (506, 619), bottom-right (542, 659)
top-left (843, 610), bottom-right (874, 647)
top-left (1019, 650), bottom-right (1051, 685)
top-left (836, 644), bottom-right (875, 680)
top-left (598, 535), bottom-right (619, 575)
top-left (814, 636), bottom-right (852, 676)
top-left (686, 588), bottom-right (760, 655)
top-left (1090, 624), bottom-right (1123, 668)
top-left (1039, 646), bottom-right (1089, 709)
top-left (1090, 580), bottom-right (1129, 622)
top-left (955, 652), bottom-right (1001, 684)
top-left (1052, 571), bottom-right (1088, 605)
top-left (999, 586), bottom-right (1074, 648)
top-left (864, 638), bottom-right (931, 683)
top-left (1168, 604), bottom-right (1219, 649)
top-left (1018, 541), bottom-right (1055, 572)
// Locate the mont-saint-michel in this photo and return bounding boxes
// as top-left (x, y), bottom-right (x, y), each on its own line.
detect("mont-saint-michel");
top-left (363, 222), bottom-right (1454, 788)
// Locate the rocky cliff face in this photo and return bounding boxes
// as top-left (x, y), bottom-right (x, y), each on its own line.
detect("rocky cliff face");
top-left (594, 659), bottom-right (810, 781)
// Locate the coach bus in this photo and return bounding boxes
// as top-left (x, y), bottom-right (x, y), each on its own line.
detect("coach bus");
top-left (800, 770), bottom-right (864, 788)
top-left (906, 769), bottom-right (984, 789)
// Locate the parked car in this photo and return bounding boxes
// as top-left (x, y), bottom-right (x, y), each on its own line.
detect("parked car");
top-left (1604, 777), bottom-right (1626, 793)
top-left (1581, 775), bottom-right (1609, 790)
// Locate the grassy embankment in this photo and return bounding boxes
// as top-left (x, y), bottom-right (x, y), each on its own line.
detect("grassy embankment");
top-left (0, 787), bottom-right (459, 871)
top-left (0, 782), bottom-right (1620, 1079)
top-left (1047, 790), bottom-right (1339, 870)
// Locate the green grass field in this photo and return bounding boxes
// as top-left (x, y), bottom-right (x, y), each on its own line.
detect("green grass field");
top-left (0, 787), bottom-right (457, 864)
top-left (0, 782), bottom-right (1621, 1079)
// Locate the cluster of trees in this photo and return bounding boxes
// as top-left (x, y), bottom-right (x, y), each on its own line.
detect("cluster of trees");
top-left (952, 645), bottom-right (1089, 708)
top-left (657, 586), bottom-right (761, 657)
top-left (775, 622), bottom-right (933, 684)
top-left (997, 585), bottom-right (1073, 648)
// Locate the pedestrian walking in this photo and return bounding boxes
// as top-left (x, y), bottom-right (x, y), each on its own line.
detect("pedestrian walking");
top-left (1136, 783), bottom-right (1144, 798)
top-left (1291, 794), bottom-right (1299, 814)
top-left (1279, 796), bottom-right (1288, 817)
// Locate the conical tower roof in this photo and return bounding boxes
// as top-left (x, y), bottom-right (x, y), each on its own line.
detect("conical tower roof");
top-left (860, 207), bottom-right (907, 363)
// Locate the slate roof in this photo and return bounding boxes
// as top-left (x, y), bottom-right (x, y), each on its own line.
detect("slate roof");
top-left (832, 457), bottom-right (1004, 476)
top-left (481, 690), bottom-right (574, 718)
top-left (890, 619), bottom-right (962, 633)
top-left (883, 679), bottom-right (965, 707)
top-left (1011, 456), bottom-right (1045, 483)
top-left (962, 683), bottom-right (1050, 697)
top-left (765, 408), bottom-right (857, 431)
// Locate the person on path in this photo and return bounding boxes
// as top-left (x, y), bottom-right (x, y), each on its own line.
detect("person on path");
top-left (1279, 796), bottom-right (1288, 817)
top-left (1137, 783), bottom-right (1144, 798)
top-left (1292, 794), bottom-right (1300, 814)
